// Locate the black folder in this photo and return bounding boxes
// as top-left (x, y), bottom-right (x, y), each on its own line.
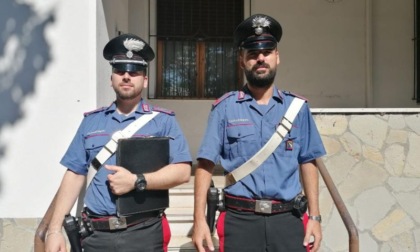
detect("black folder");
top-left (116, 137), bottom-right (170, 216)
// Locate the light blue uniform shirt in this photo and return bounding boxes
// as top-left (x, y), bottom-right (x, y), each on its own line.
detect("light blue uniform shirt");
top-left (197, 86), bottom-right (326, 201)
top-left (61, 100), bottom-right (192, 215)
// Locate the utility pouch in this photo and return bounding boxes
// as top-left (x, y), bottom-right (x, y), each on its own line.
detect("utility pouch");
top-left (292, 194), bottom-right (308, 217)
top-left (63, 215), bottom-right (83, 252)
top-left (63, 212), bottom-right (93, 252)
top-left (79, 211), bottom-right (94, 238)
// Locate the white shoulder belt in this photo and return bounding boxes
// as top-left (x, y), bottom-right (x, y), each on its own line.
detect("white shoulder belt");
top-left (225, 98), bottom-right (305, 187)
top-left (86, 111), bottom-right (160, 183)
top-left (89, 111), bottom-right (160, 171)
top-left (76, 111), bottom-right (160, 214)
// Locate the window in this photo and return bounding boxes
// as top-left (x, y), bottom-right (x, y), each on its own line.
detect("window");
top-left (155, 0), bottom-right (244, 99)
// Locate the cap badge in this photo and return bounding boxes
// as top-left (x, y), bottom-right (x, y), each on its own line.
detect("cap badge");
top-left (123, 38), bottom-right (145, 59)
top-left (252, 16), bottom-right (271, 35)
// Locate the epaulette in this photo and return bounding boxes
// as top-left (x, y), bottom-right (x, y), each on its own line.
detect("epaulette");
top-left (83, 107), bottom-right (107, 117)
top-left (284, 91), bottom-right (308, 101)
top-left (212, 91), bottom-right (235, 108)
top-left (153, 106), bottom-right (175, 115)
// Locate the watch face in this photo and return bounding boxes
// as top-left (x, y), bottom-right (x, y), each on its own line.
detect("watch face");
top-left (135, 174), bottom-right (147, 192)
top-left (137, 181), bottom-right (146, 191)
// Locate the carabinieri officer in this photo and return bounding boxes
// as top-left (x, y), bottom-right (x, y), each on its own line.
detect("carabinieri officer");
top-left (192, 14), bottom-right (326, 252)
top-left (45, 33), bottom-right (192, 252)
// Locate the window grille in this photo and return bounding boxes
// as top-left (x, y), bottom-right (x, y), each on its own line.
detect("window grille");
top-left (155, 0), bottom-right (244, 99)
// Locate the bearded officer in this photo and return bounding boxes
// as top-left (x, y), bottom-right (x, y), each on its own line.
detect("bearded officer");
top-left (192, 14), bottom-right (326, 252)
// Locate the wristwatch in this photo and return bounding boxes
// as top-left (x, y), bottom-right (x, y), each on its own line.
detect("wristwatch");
top-left (134, 174), bottom-right (147, 192)
top-left (308, 215), bottom-right (322, 223)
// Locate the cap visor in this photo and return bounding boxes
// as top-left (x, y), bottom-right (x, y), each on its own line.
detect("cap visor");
top-left (112, 63), bottom-right (146, 72)
top-left (242, 41), bottom-right (277, 50)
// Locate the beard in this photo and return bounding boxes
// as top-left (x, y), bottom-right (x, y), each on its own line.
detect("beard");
top-left (244, 63), bottom-right (277, 88)
top-left (113, 84), bottom-right (141, 100)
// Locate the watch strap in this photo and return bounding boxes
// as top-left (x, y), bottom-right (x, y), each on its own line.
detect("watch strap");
top-left (308, 215), bottom-right (322, 223)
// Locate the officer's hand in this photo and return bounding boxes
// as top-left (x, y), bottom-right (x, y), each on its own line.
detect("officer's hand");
top-left (192, 219), bottom-right (215, 252)
top-left (105, 165), bottom-right (137, 195)
top-left (45, 231), bottom-right (67, 252)
top-left (303, 218), bottom-right (322, 251)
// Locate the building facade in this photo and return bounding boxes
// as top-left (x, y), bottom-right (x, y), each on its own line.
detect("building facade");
top-left (1, 0), bottom-right (420, 251)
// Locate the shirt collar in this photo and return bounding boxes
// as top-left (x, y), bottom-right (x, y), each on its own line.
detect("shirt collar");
top-left (273, 87), bottom-right (284, 103)
top-left (240, 84), bottom-right (284, 103)
top-left (105, 99), bottom-right (153, 116)
top-left (104, 102), bottom-right (117, 114)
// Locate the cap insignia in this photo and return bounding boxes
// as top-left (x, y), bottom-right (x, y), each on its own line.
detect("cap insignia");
top-left (123, 38), bottom-right (145, 59)
top-left (252, 16), bottom-right (271, 35)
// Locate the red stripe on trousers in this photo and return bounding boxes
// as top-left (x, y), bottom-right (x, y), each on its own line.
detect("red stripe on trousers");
top-left (216, 211), bottom-right (226, 252)
top-left (161, 214), bottom-right (171, 252)
top-left (303, 213), bottom-right (310, 252)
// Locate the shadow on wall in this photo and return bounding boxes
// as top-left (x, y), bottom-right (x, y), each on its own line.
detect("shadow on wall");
top-left (0, 0), bottom-right (54, 194)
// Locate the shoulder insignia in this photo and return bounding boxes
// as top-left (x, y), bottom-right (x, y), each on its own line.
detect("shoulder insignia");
top-left (142, 104), bottom-right (151, 112)
top-left (152, 106), bottom-right (175, 115)
top-left (212, 91), bottom-right (235, 108)
top-left (284, 91), bottom-right (308, 101)
top-left (83, 107), bottom-right (106, 117)
top-left (238, 91), bottom-right (246, 100)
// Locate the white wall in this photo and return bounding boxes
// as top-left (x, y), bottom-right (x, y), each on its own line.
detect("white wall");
top-left (0, 0), bottom-right (96, 217)
top-left (247, 0), bottom-right (416, 108)
top-left (372, 0), bottom-right (415, 107)
top-left (97, 0), bottom-right (129, 107)
top-left (273, 0), bottom-right (368, 107)
top-left (96, 0), bottom-right (151, 107)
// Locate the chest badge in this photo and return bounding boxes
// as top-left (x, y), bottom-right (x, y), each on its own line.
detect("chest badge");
top-left (286, 140), bottom-right (293, 151)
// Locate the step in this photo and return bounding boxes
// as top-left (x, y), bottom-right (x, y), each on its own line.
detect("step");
top-left (166, 175), bottom-right (224, 244)
top-left (167, 185), bottom-right (194, 235)
top-left (168, 176), bottom-right (224, 207)
top-left (166, 210), bottom-right (220, 237)
top-left (167, 175), bottom-right (224, 212)
top-left (168, 235), bottom-right (220, 251)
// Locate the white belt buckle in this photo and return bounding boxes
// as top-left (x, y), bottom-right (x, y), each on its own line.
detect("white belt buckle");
top-left (255, 200), bottom-right (272, 214)
top-left (108, 216), bottom-right (127, 230)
